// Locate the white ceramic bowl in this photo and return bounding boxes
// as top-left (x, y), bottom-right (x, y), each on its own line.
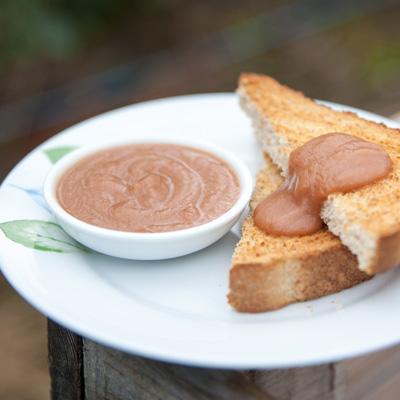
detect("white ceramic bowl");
top-left (43, 138), bottom-right (253, 260)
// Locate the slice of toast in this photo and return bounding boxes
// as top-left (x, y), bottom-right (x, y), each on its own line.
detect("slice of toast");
top-left (228, 156), bottom-right (369, 312)
top-left (238, 73), bottom-right (400, 275)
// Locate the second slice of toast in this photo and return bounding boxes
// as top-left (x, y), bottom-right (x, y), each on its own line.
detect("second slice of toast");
top-left (229, 156), bottom-right (369, 312)
top-left (239, 73), bottom-right (400, 275)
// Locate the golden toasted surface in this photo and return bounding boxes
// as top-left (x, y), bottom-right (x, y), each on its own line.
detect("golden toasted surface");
top-left (233, 157), bottom-right (340, 267)
top-left (229, 156), bottom-right (368, 313)
top-left (238, 73), bottom-right (400, 274)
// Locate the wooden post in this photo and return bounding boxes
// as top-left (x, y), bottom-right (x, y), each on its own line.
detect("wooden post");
top-left (48, 320), bottom-right (84, 400)
top-left (83, 339), bottom-right (272, 400)
top-left (48, 320), bottom-right (344, 400)
top-left (48, 320), bottom-right (400, 400)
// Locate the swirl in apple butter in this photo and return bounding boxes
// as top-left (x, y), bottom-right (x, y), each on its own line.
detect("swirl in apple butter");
top-left (57, 143), bottom-right (240, 233)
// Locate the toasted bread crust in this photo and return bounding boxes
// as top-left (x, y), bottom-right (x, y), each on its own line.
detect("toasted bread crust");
top-left (229, 237), bottom-right (367, 312)
top-left (238, 73), bottom-right (400, 274)
top-left (228, 158), bottom-right (369, 313)
top-left (374, 230), bottom-right (400, 273)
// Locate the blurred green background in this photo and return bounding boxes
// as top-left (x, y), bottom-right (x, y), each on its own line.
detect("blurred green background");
top-left (1, 0), bottom-right (400, 398)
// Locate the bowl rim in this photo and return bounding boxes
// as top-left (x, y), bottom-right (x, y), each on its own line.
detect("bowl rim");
top-left (43, 136), bottom-right (253, 240)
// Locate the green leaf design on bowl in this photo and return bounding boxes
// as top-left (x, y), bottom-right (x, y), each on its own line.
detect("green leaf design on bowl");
top-left (44, 146), bottom-right (78, 163)
top-left (0, 220), bottom-right (90, 253)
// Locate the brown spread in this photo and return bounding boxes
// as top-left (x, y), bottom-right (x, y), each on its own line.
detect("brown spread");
top-left (57, 144), bottom-right (240, 233)
top-left (254, 133), bottom-right (392, 236)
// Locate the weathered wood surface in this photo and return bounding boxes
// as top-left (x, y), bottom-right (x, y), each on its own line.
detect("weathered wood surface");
top-left (49, 321), bottom-right (343, 400)
top-left (48, 320), bottom-right (84, 400)
top-left (340, 345), bottom-right (400, 400)
top-left (83, 339), bottom-right (272, 400)
top-left (81, 337), bottom-right (400, 400)
top-left (48, 319), bottom-right (400, 400)
top-left (251, 365), bottom-right (340, 400)
top-left (80, 338), bottom-right (339, 400)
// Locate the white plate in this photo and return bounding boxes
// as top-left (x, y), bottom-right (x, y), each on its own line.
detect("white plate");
top-left (1, 93), bottom-right (400, 369)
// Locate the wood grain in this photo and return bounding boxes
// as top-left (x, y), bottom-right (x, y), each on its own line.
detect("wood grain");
top-left (47, 326), bottom-right (400, 400)
top-left (250, 365), bottom-right (341, 400)
top-left (48, 320), bottom-right (84, 400)
top-left (339, 345), bottom-right (400, 400)
top-left (83, 338), bottom-right (272, 400)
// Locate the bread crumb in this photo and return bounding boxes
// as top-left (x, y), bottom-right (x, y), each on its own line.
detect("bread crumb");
top-left (331, 300), bottom-right (344, 311)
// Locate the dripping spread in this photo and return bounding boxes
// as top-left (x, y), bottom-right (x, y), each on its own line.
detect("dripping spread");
top-left (254, 133), bottom-right (392, 236)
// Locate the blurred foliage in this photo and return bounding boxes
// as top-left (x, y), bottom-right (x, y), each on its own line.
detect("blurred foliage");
top-left (339, 18), bottom-right (400, 88)
top-left (0, 0), bottom-right (160, 69)
top-left (361, 42), bottom-right (400, 86)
